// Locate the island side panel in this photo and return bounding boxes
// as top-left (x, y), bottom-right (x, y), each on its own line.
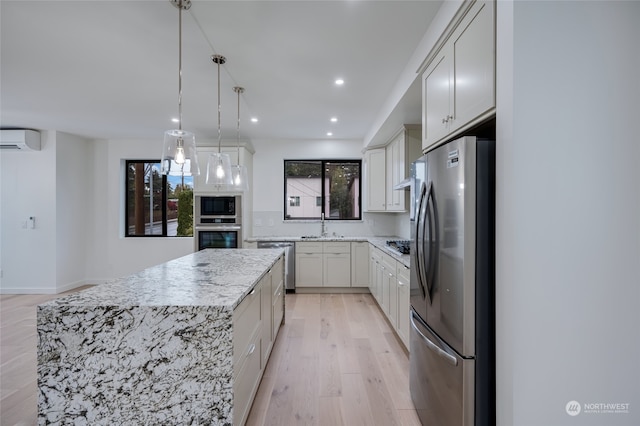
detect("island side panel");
top-left (37, 304), bottom-right (233, 425)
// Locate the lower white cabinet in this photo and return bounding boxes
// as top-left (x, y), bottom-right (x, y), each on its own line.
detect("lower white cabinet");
top-left (233, 279), bottom-right (263, 426)
top-left (233, 255), bottom-right (284, 426)
top-left (295, 242), bottom-right (324, 287)
top-left (296, 241), bottom-right (353, 287)
top-left (323, 242), bottom-right (351, 287)
top-left (351, 241), bottom-right (370, 288)
top-left (368, 244), bottom-right (410, 351)
top-left (396, 263), bottom-right (411, 349)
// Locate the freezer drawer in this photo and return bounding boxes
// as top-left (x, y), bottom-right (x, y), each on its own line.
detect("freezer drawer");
top-left (410, 310), bottom-right (474, 426)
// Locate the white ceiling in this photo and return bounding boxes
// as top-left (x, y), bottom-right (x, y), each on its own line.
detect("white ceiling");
top-left (0, 0), bottom-right (443, 148)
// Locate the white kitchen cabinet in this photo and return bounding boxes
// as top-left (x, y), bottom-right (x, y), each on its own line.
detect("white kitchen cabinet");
top-left (323, 252), bottom-right (351, 287)
top-left (233, 276), bottom-right (263, 426)
top-left (233, 254), bottom-right (284, 426)
top-left (351, 241), bottom-right (370, 288)
top-left (323, 242), bottom-right (351, 288)
top-left (381, 254), bottom-right (396, 322)
top-left (422, 0), bottom-right (495, 151)
top-left (296, 241), bottom-right (353, 288)
top-left (368, 244), bottom-right (410, 351)
top-left (396, 263), bottom-right (411, 350)
top-left (295, 241), bottom-right (324, 288)
top-left (260, 266), bottom-right (273, 366)
top-left (385, 133), bottom-right (405, 211)
top-left (271, 258), bottom-right (285, 350)
top-left (369, 247), bottom-right (382, 299)
top-left (365, 126), bottom-right (421, 212)
top-left (364, 148), bottom-right (386, 211)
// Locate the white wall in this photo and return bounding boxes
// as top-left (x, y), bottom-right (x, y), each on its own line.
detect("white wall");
top-left (85, 138), bottom-right (194, 282)
top-left (496, 1), bottom-right (640, 425)
top-left (0, 131), bottom-right (57, 293)
top-left (250, 138), bottom-right (406, 238)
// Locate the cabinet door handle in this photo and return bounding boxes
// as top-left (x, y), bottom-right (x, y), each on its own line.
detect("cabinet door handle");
top-left (247, 343), bottom-right (256, 356)
top-left (250, 289), bottom-right (256, 295)
top-left (398, 280), bottom-right (406, 287)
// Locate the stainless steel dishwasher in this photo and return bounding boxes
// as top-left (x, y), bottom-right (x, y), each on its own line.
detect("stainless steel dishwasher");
top-left (257, 241), bottom-right (295, 292)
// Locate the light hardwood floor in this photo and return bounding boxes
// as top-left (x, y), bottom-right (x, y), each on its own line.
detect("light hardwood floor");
top-left (1, 290), bottom-right (420, 426)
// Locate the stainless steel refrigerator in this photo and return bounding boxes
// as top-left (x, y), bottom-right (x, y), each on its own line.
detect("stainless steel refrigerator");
top-left (409, 136), bottom-right (495, 426)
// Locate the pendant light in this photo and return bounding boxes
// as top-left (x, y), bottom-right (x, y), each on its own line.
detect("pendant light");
top-left (231, 86), bottom-right (249, 191)
top-left (161, 0), bottom-right (199, 177)
top-left (205, 54), bottom-right (233, 187)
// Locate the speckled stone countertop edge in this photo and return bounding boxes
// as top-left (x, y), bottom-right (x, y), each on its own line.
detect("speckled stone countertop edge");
top-left (39, 248), bottom-right (285, 310)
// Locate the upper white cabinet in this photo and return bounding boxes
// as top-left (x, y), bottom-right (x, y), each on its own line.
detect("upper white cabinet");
top-left (364, 148), bottom-right (386, 211)
top-left (365, 126), bottom-right (421, 212)
top-left (422, 0), bottom-right (495, 151)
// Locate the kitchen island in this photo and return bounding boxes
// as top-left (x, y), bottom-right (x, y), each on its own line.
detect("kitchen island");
top-left (37, 248), bottom-right (285, 425)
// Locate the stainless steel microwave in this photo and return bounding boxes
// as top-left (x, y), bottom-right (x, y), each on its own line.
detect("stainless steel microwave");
top-left (195, 195), bottom-right (241, 224)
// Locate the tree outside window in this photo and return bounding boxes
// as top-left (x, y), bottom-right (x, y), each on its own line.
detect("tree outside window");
top-left (125, 160), bottom-right (194, 237)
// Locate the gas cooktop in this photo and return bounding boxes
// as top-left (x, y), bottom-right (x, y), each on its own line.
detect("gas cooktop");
top-left (385, 240), bottom-right (411, 255)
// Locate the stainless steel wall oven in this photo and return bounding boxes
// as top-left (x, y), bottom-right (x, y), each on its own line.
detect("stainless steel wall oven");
top-left (194, 195), bottom-right (242, 250)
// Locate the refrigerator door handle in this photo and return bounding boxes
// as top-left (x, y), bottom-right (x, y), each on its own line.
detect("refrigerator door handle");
top-left (414, 181), bottom-right (428, 300)
top-left (410, 311), bottom-right (458, 366)
top-left (425, 182), bottom-right (438, 299)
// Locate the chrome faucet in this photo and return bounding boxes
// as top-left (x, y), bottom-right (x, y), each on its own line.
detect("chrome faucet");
top-left (321, 212), bottom-right (328, 237)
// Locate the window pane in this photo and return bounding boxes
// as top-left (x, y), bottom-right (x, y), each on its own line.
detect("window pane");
top-left (284, 160), bottom-right (361, 220)
top-left (126, 162), bottom-right (163, 236)
top-left (285, 161), bottom-right (322, 219)
top-left (325, 161), bottom-right (360, 219)
top-left (167, 174), bottom-right (194, 237)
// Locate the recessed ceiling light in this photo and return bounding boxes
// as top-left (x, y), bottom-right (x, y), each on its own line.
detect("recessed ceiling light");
top-left (335, 79), bottom-right (344, 86)
top-left (251, 117), bottom-right (258, 123)
top-left (327, 132), bottom-right (333, 136)
top-left (171, 118), bottom-right (180, 123)
top-left (330, 117), bottom-right (338, 122)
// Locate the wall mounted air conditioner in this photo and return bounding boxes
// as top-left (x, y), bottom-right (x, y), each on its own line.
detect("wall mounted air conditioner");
top-left (0, 129), bottom-right (41, 151)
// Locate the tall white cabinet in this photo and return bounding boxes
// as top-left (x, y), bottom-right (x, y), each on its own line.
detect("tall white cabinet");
top-left (364, 125), bottom-right (421, 212)
top-left (422, 0), bottom-right (495, 151)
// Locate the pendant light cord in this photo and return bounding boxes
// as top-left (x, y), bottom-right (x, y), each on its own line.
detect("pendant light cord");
top-left (212, 55), bottom-right (226, 154)
top-left (233, 86), bottom-right (244, 163)
top-left (177, 2), bottom-right (183, 132)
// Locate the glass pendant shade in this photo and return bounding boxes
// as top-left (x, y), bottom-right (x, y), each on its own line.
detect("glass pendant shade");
top-left (231, 164), bottom-right (249, 191)
top-left (206, 152), bottom-right (233, 186)
top-left (161, 129), bottom-right (199, 176)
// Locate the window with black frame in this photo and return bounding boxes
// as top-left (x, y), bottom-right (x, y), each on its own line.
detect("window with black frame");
top-left (284, 160), bottom-right (361, 220)
top-left (125, 160), bottom-right (194, 237)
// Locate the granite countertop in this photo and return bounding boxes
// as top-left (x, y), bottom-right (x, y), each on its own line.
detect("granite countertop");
top-left (247, 236), bottom-right (410, 267)
top-left (41, 248), bottom-right (285, 310)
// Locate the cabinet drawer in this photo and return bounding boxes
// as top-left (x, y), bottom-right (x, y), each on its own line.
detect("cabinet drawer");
top-left (323, 241), bottom-right (351, 254)
top-left (296, 241), bottom-right (323, 253)
top-left (233, 285), bottom-right (262, 367)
